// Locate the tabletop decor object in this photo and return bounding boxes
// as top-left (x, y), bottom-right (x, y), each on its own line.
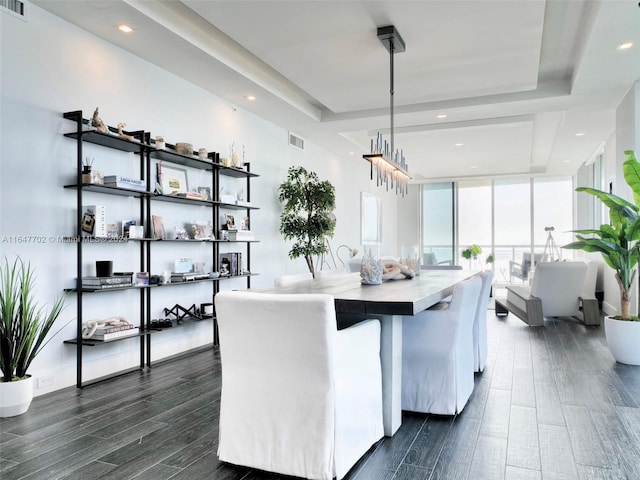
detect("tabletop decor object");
top-left (360, 249), bottom-right (383, 285)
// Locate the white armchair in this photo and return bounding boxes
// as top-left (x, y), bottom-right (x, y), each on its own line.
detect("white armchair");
top-left (497, 261), bottom-right (600, 326)
top-left (402, 276), bottom-right (482, 415)
top-left (473, 270), bottom-right (494, 373)
top-left (214, 291), bottom-right (383, 480)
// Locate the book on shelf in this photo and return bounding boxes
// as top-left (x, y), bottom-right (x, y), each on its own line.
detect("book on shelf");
top-left (81, 205), bottom-right (106, 237)
top-left (220, 230), bottom-right (254, 241)
top-left (91, 328), bottom-right (139, 341)
top-left (82, 275), bottom-right (132, 286)
top-left (92, 324), bottom-right (135, 334)
top-left (103, 175), bottom-right (145, 191)
top-left (175, 192), bottom-right (208, 201)
top-left (82, 282), bottom-right (133, 290)
top-left (170, 272), bottom-right (210, 282)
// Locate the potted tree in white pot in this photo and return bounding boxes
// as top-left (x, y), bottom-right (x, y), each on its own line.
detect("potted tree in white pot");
top-left (0, 257), bottom-right (66, 417)
top-left (563, 150), bottom-right (640, 365)
top-left (278, 166), bottom-right (336, 277)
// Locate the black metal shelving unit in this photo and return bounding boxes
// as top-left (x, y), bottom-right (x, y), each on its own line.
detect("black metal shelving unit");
top-left (62, 110), bottom-right (259, 387)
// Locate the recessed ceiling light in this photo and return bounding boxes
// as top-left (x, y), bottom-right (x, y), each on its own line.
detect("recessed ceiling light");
top-left (575, 132), bottom-right (585, 137)
top-left (436, 113), bottom-right (447, 119)
top-left (617, 41), bottom-right (634, 50)
top-left (563, 160), bottom-right (570, 163)
top-left (469, 166), bottom-right (477, 169)
top-left (455, 143), bottom-right (464, 147)
top-left (245, 95), bottom-right (256, 101)
top-left (348, 151), bottom-right (355, 155)
top-left (117, 24), bottom-right (133, 33)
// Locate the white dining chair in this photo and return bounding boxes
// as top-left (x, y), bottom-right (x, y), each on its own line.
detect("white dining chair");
top-left (473, 270), bottom-right (494, 373)
top-left (401, 276), bottom-right (482, 415)
top-left (214, 291), bottom-right (384, 480)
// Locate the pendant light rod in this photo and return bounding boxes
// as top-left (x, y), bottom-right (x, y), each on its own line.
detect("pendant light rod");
top-left (377, 25), bottom-right (405, 162)
top-left (390, 36), bottom-right (395, 157)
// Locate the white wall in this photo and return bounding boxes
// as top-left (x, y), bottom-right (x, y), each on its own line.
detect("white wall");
top-left (0, 5), bottom-right (404, 393)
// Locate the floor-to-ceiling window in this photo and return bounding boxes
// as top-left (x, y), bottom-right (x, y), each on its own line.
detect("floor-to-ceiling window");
top-left (458, 180), bottom-right (492, 269)
top-left (421, 176), bottom-right (575, 285)
top-left (494, 179), bottom-right (532, 284)
top-left (533, 176), bottom-right (574, 261)
top-left (422, 183), bottom-right (454, 266)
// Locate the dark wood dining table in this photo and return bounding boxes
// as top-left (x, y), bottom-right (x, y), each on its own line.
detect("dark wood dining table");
top-left (252, 269), bottom-right (477, 436)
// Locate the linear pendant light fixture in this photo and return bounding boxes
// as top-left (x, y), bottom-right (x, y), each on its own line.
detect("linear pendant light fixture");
top-left (364, 25), bottom-right (411, 196)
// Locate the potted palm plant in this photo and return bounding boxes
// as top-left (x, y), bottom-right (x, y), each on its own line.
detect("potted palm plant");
top-left (563, 150), bottom-right (640, 365)
top-left (278, 166), bottom-right (336, 277)
top-left (0, 257), bottom-right (66, 417)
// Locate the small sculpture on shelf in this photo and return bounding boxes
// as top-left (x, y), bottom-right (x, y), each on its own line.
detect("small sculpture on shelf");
top-left (230, 142), bottom-right (239, 167)
top-left (117, 122), bottom-right (136, 142)
top-left (91, 107), bottom-right (108, 134)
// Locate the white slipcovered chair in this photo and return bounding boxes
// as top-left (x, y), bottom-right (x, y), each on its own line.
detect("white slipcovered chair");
top-left (497, 261), bottom-right (600, 326)
top-left (401, 276), bottom-right (482, 415)
top-left (473, 270), bottom-right (494, 373)
top-left (214, 291), bottom-right (384, 480)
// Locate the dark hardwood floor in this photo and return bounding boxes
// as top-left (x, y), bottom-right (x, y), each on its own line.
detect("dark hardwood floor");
top-left (2, 310), bottom-right (640, 480)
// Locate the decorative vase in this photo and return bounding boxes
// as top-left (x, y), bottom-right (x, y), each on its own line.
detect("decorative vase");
top-left (0, 375), bottom-right (34, 417)
top-left (604, 316), bottom-right (640, 365)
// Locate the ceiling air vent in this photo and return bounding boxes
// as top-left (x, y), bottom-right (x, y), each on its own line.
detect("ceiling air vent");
top-left (288, 132), bottom-right (304, 151)
top-left (1, 0), bottom-right (27, 19)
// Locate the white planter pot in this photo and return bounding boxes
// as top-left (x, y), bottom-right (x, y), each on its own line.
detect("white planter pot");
top-left (604, 316), bottom-right (640, 365)
top-left (0, 375), bottom-right (34, 417)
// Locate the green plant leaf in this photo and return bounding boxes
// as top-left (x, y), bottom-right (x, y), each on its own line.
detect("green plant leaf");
top-left (623, 150), bottom-right (640, 207)
top-left (0, 257), bottom-right (67, 381)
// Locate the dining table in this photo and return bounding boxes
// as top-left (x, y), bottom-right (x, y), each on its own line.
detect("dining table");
top-left (252, 268), bottom-right (477, 436)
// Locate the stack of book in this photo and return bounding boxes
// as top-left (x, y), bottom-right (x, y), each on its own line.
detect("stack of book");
top-left (90, 324), bottom-right (139, 341)
top-left (226, 230), bottom-right (254, 241)
top-left (103, 175), bottom-right (146, 191)
top-left (175, 192), bottom-right (208, 201)
top-left (170, 272), bottom-right (210, 282)
top-left (82, 275), bottom-right (133, 290)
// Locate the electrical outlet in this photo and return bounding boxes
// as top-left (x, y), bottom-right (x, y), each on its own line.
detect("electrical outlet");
top-left (37, 374), bottom-right (54, 390)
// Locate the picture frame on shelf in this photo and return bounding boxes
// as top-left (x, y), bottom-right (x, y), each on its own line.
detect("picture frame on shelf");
top-left (159, 164), bottom-right (188, 195)
top-left (225, 214), bottom-right (236, 231)
top-left (197, 186), bottom-right (211, 200)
